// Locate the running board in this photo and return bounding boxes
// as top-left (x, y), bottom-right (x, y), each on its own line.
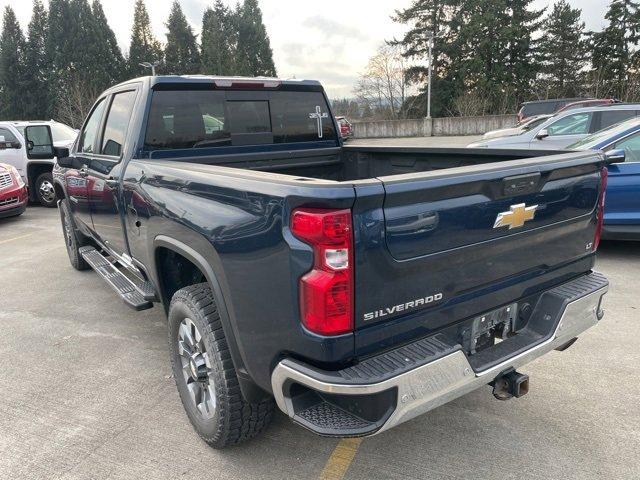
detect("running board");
top-left (79, 246), bottom-right (155, 311)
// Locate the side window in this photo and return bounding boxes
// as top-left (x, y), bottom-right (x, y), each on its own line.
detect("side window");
top-left (80, 98), bottom-right (107, 153)
top-left (613, 132), bottom-right (640, 163)
top-left (0, 127), bottom-right (17, 144)
top-left (547, 113), bottom-right (592, 136)
top-left (101, 90), bottom-right (137, 157)
top-left (599, 110), bottom-right (635, 130)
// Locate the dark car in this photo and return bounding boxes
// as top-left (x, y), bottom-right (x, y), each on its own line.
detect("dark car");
top-left (517, 98), bottom-right (587, 122)
top-left (44, 76), bottom-right (609, 449)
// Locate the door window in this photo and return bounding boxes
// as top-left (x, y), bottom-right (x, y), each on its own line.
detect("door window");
top-left (598, 110), bottom-right (636, 130)
top-left (546, 113), bottom-right (592, 136)
top-left (101, 90), bottom-right (137, 157)
top-left (613, 132), bottom-right (640, 162)
top-left (0, 127), bottom-right (18, 144)
top-left (79, 98), bottom-right (107, 153)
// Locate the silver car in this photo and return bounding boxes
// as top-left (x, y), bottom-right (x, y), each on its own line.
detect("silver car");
top-left (482, 114), bottom-right (552, 140)
top-left (469, 104), bottom-right (640, 149)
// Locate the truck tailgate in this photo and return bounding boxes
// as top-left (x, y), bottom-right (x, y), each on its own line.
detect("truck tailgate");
top-left (352, 151), bottom-right (606, 351)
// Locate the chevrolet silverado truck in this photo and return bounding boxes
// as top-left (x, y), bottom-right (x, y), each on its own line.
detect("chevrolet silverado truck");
top-left (46, 76), bottom-right (610, 448)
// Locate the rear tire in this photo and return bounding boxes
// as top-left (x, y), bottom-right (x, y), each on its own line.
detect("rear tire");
top-left (35, 172), bottom-right (57, 207)
top-left (169, 283), bottom-right (274, 448)
top-left (59, 199), bottom-right (90, 271)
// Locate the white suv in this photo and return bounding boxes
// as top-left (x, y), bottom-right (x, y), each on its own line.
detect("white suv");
top-left (0, 120), bottom-right (77, 207)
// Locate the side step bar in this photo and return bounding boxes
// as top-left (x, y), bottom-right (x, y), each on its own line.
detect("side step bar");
top-left (79, 246), bottom-right (155, 311)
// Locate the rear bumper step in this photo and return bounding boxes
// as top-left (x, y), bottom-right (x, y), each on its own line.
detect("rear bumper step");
top-left (79, 246), bottom-right (156, 311)
top-left (271, 272), bottom-right (608, 437)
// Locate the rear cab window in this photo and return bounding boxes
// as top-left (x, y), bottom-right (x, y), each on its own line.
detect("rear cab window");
top-left (144, 88), bottom-right (337, 152)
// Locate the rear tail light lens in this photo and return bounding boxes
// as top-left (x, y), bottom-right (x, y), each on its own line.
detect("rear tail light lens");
top-left (593, 166), bottom-right (608, 251)
top-left (291, 208), bottom-right (354, 336)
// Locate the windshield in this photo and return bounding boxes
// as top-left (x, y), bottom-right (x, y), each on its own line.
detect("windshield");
top-left (50, 123), bottom-right (77, 142)
top-left (15, 123), bottom-right (77, 144)
top-left (567, 117), bottom-right (640, 150)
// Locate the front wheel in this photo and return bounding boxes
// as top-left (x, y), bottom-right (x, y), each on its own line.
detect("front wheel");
top-left (35, 172), bottom-right (57, 207)
top-left (59, 199), bottom-right (90, 271)
top-left (169, 283), bottom-right (274, 448)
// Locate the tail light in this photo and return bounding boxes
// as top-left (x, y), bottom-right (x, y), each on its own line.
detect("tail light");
top-left (593, 167), bottom-right (608, 251)
top-left (291, 208), bottom-right (354, 335)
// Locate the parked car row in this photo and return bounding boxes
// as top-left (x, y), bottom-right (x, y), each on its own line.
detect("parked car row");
top-left (517, 97), bottom-right (619, 122)
top-left (470, 103), bottom-right (640, 149)
top-left (0, 120), bottom-right (77, 208)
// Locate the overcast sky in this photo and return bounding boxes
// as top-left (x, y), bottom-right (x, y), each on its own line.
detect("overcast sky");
top-left (1, 0), bottom-right (614, 97)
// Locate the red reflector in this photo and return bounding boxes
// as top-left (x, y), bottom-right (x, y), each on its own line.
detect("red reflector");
top-left (593, 167), bottom-right (608, 251)
top-left (291, 208), bottom-right (354, 336)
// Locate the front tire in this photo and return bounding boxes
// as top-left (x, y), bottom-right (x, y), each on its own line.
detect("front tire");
top-left (35, 172), bottom-right (57, 207)
top-left (59, 199), bottom-right (90, 271)
top-left (169, 283), bottom-right (274, 448)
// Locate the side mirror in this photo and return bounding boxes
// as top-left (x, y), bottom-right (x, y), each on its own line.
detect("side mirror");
top-left (54, 146), bottom-right (73, 168)
top-left (536, 128), bottom-right (549, 140)
top-left (605, 148), bottom-right (626, 163)
top-left (24, 125), bottom-right (55, 159)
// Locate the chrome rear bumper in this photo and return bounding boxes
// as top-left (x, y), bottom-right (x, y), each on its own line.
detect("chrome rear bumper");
top-left (271, 273), bottom-right (608, 437)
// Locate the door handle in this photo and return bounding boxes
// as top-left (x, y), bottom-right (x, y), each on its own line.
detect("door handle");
top-left (78, 165), bottom-right (88, 177)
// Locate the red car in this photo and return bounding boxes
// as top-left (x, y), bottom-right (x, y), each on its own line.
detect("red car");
top-left (335, 116), bottom-right (353, 140)
top-left (0, 162), bottom-right (28, 218)
top-left (556, 98), bottom-right (620, 114)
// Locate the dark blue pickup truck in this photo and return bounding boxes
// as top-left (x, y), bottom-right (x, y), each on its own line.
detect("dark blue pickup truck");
top-left (36, 76), bottom-right (610, 448)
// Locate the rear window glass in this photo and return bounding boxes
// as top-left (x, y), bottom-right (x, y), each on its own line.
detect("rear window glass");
top-left (598, 110), bottom-right (636, 130)
top-left (144, 89), bottom-right (337, 151)
top-left (521, 102), bottom-right (557, 116)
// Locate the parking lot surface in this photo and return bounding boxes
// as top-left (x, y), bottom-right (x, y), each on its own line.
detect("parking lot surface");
top-left (1, 207), bottom-right (639, 480)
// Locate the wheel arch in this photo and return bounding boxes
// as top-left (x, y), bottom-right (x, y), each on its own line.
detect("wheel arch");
top-left (152, 235), bottom-right (270, 402)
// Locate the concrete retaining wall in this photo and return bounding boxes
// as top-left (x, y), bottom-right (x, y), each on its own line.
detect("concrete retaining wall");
top-left (352, 114), bottom-right (518, 138)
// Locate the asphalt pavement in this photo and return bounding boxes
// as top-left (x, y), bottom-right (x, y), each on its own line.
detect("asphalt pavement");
top-left (0, 206), bottom-right (638, 480)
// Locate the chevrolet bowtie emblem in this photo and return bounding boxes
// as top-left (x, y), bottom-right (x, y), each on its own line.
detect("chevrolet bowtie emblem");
top-left (493, 203), bottom-right (538, 229)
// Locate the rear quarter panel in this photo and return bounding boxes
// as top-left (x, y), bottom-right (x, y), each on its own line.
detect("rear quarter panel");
top-left (121, 159), bottom-right (358, 392)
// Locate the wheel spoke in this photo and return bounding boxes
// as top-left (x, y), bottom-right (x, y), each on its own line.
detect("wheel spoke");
top-left (179, 322), bottom-right (196, 348)
top-left (186, 381), bottom-right (200, 406)
top-left (178, 339), bottom-right (192, 358)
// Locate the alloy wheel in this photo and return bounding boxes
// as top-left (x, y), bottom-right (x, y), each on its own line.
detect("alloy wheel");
top-left (177, 318), bottom-right (216, 419)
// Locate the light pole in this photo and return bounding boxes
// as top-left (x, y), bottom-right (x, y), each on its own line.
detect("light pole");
top-left (426, 31), bottom-right (442, 119)
top-left (140, 61), bottom-right (160, 76)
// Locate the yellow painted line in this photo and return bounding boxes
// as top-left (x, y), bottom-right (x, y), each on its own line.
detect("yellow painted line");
top-left (319, 438), bottom-right (363, 480)
top-left (0, 233), bottom-right (33, 245)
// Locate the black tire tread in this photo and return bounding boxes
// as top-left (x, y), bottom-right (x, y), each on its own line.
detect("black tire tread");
top-left (59, 199), bottom-right (90, 271)
top-left (169, 283), bottom-right (274, 448)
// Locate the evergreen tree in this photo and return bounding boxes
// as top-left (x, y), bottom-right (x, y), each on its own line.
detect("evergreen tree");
top-left (201, 0), bottom-right (236, 75)
top-left (538, 0), bottom-right (587, 98)
top-left (236, 0), bottom-right (276, 76)
top-left (23, 0), bottom-right (50, 119)
top-left (591, 0), bottom-right (640, 98)
top-left (128, 0), bottom-right (163, 77)
top-left (90, 0), bottom-right (126, 86)
top-left (0, 6), bottom-right (27, 119)
top-left (164, 1), bottom-right (200, 75)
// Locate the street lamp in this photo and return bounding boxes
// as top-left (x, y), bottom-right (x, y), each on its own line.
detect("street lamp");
top-left (426, 30), bottom-right (443, 119)
top-left (140, 61), bottom-right (160, 76)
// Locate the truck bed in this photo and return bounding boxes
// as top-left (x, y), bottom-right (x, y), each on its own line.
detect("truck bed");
top-left (149, 145), bottom-right (573, 182)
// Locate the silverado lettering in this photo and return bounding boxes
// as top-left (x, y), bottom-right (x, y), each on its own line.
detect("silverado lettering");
top-left (363, 293), bottom-right (444, 321)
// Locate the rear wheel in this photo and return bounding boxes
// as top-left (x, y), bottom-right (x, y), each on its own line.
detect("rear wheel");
top-left (35, 172), bottom-right (57, 207)
top-left (59, 199), bottom-right (90, 271)
top-left (168, 283), bottom-right (274, 448)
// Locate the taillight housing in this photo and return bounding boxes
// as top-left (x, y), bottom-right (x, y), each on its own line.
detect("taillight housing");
top-left (593, 166), bottom-right (608, 251)
top-left (291, 208), bottom-right (354, 336)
